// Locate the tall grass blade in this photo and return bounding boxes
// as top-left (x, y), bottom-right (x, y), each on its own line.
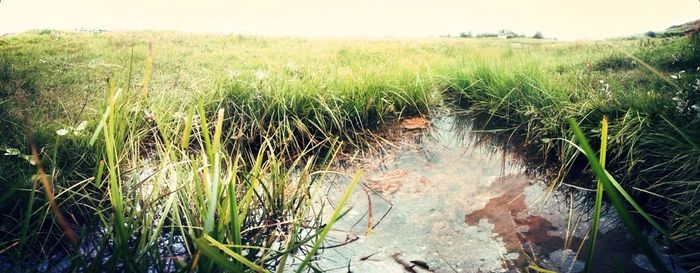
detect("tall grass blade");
top-left (197, 100), bottom-right (213, 160)
top-left (584, 116), bottom-right (607, 273)
top-left (603, 171), bottom-right (671, 238)
top-left (94, 160), bottom-right (105, 188)
top-left (568, 118), bottom-right (669, 273)
top-left (89, 81), bottom-right (120, 146)
top-left (203, 109), bottom-right (225, 235)
top-left (228, 156), bottom-right (242, 255)
top-left (203, 235), bottom-right (269, 273)
top-left (193, 236), bottom-right (248, 273)
top-left (294, 170), bottom-right (361, 273)
top-left (180, 106), bottom-right (195, 149)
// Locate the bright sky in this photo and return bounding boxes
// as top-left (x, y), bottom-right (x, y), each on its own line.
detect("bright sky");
top-left (1, 0), bottom-right (698, 40)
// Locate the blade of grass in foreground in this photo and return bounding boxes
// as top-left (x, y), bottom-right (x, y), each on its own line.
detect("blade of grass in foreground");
top-left (584, 116), bottom-right (607, 273)
top-left (294, 170), bottom-right (362, 273)
top-left (560, 135), bottom-right (675, 242)
top-left (603, 171), bottom-right (672, 240)
top-left (228, 156), bottom-right (243, 255)
top-left (195, 235), bottom-right (270, 273)
top-left (180, 106), bottom-right (195, 149)
top-left (203, 108), bottom-right (225, 235)
top-left (568, 118), bottom-right (669, 273)
top-left (102, 84), bottom-right (131, 270)
top-left (89, 80), bottom-right (120, 146)
top-left (28, 143), bottom-right (78, 244)
top-left (193, 236), bottom-right (248, 273)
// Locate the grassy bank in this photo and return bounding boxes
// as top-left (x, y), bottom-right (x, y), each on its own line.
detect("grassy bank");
top-left (1, 30), bottom-right (699, 271)
top-left (447, 34), bottom-right (700, 270)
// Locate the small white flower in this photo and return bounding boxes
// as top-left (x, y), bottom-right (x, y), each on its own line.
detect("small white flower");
top-left (75, 121), bottom-right (87, 131)
top-left (4, 148), bottom-right (20, 156)
top-left (56, 128), bottom-right (69, 136)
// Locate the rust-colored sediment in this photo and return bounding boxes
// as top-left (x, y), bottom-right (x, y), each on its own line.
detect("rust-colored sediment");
top-left (464, 175), bottom-right (529, 267)
top-left (364, 169), bottom-right (409, 199)
top-left (464, 175), bottom-right (645, 272)
top-left (464, 175), bottom-right (563, 269)
top-left (400, 117), bottom-right (430, 130)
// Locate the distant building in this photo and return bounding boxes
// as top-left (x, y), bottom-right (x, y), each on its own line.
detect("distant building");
top-left (74, 27), bottom-right (110, 34)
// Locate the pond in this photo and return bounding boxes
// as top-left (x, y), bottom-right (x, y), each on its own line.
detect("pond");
top-left (309, 113), bottom-right (680, 273)
top-left (0, 113), bottom-right (682, 273)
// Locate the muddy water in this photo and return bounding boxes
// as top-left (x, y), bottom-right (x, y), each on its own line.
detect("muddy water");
top-left (311, 115), bottom-right (668, 273)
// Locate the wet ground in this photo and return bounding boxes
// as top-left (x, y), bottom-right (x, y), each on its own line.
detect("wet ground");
top-left (311, 114), bottom-right (674, 273)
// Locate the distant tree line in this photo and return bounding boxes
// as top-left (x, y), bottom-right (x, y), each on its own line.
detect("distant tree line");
top-left (455, 30), bottom-right (545, 39)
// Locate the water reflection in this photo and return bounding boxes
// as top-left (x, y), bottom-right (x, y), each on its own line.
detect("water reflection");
top-left (311, 113), bottom-right (660, 273)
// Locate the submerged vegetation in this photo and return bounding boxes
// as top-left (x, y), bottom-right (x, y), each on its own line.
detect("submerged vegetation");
top-left (1, 29), bottom-right (699, 272)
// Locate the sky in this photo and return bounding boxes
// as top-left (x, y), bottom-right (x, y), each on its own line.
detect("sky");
top-left (0, 0), bottom-right (699, 40)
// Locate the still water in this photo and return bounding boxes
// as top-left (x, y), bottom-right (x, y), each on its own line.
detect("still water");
top-left (310, 114), bottom-right (673, 273)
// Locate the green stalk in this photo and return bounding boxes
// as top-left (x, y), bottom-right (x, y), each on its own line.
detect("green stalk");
top-left (104, 108), bottom-right (127, 259)
top-left (568, 118), bottom-right (669, 273)
top-left (604, 171), bottom-right (672, 240)
top-left (294, 170), bottom-right (361, 273)
top-left (584, 116), bottom-right (607, 273)
top-left (180, 106), bottom-right (195, 149)
top-left (18, 176), bottom-right (37, 259)
top-left (193, 236), bottom-right (247, 273)
top-left (94, 160), bottom-right (105, 188)
top-left (195, 235), bottom-right (269, 273)
top-left (89, 81), bottom-right (121, 146)
top-left (136, 194), bottom-right (176, 260)
top-left (100, 79), bottom-right (133, 271)
top-left (197, 100), bottom-right (213, 161)
top-left (203, 109), bottom-right (225, 235)
top-left (228, 156), bottom-right (242, 255)
top-left (240, 148), bottom-right (265, 221)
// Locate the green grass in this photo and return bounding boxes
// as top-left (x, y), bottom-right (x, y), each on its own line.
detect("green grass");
top-left (571, 116), bottom-right (668, 273)
top-left (1, 30), bottom-right (699, 272)
top-left (448, 34), bottom-right (700, 271)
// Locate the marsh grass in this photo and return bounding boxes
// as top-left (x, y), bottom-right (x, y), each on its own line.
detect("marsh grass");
top-left (79, 68), bottom-right (364, 272)
top-left (1, 30), bottom-right (700, 272)
top-left (569, 117), bottom-right (672, 273)
top-left (0, 39), bottom-right (370, 271)
top-left (448, 34), bottom-right (700, 271)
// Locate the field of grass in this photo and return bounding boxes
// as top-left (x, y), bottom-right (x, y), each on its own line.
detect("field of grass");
top-left (1, 30), bottom-right (699, 272)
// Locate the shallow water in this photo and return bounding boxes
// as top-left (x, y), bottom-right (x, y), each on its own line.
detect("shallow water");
top-left (310, 115), bottom-right (673, 273)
